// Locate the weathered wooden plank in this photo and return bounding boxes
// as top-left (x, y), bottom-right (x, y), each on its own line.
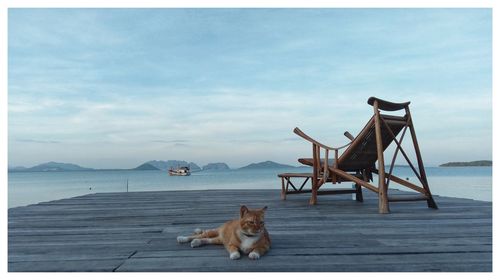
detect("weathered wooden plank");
top-left (114, 252), bottom-right (492, 272)
top-left (9, 259), bottom-right (126, 272)
top-left (133, 244), bottom-right (492, 258)
top-left (9, 249), bottom-right (135, 262)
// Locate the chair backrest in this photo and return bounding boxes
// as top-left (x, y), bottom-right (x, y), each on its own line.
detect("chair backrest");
top-left (337, 98), bottom-right (409, 171)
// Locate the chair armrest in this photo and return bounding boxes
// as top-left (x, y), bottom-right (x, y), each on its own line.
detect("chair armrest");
top-left (294, 127), bottom-right (354, 184)
top-left (367, 97), bottom-right (410, 111)
top-left (293, 127), bottom-right (352, 151)
top-left (293, 127), bottom-right (335, 150)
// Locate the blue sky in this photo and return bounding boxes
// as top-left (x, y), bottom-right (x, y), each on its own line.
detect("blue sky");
top-left (8, 8), bottom-right (492, 168)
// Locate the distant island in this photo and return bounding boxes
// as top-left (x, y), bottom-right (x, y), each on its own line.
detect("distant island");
top-left (8, 160), bottom-right (299, 172)
top-left (133, 162), bottom-right (160, 171)
top-left (440, 160), bottom-right (492, 167)
top-left (238, 160), bottom-right (295, 170)
top-left (202, 162), bottom-right (230, 171)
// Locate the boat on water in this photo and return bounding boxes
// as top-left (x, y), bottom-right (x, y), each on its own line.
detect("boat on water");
top-left (168, 166), bottom-right (191, 176)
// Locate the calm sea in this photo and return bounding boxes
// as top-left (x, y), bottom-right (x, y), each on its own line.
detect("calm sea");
top-left (8, 166), bottom-right (492, 208)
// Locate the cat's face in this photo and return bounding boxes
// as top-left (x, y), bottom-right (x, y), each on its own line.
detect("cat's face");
top-left (239, 205), bottom-right (267, 236)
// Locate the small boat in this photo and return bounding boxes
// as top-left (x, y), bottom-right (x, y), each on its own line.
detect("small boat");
top-left (168, 166), bottom-right (191, 176)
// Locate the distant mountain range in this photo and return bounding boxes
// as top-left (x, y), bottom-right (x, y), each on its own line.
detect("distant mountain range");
top-left (8, 162), bottom-right (94, 172)
top-left (8, 160), bottom-right (298, 172)
top-left (8, 159), bottom-right (492, 172)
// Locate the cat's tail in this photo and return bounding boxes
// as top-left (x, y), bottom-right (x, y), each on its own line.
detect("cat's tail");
top-left (177, 228), bottom-right (219, 244)
top-left (194, 228), bottom-right (219, 238)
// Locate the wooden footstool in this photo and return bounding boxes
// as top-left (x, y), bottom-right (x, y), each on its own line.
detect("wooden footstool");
top-left (277, 173), bottom-right (313, 200)
top-left (278, 172), bottom-right (364, 202)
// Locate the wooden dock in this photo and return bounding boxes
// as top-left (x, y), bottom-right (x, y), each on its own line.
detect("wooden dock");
top-left (8, 189), bottom-right (492, 272)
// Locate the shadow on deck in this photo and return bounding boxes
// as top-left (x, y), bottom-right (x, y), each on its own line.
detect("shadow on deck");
top-left (8, 189), bottom-right (492, 272)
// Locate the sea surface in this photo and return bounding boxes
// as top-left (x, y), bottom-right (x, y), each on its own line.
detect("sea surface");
top-left (8, 166), bottom-right (492, 208)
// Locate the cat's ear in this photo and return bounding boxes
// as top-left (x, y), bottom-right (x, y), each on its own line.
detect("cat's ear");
top-left (240, 205), bottom-right (249, 218)
top-left (262, 206), bottom-right (268, 211)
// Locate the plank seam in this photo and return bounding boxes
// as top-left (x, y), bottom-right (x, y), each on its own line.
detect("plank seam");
top-left (111, 250), bottom-right (138, 272)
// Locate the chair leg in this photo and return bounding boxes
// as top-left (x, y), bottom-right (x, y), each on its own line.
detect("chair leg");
top-left (427, 196), bottom-right (438, 209)
top-left (406, 108), bottom-right (438, 210)
top-left (355, 183), bottom-right (363, 202)
top-left (378, 193), bottom-right (390, 213)
top-left (374, 101), bottom-right (390, 214)
top-left (309, 189), bottom-right (318, 205)
top-left (378, 175), bottom-right (390, 214)
top-left (309, 180), bottom-right (318, 205)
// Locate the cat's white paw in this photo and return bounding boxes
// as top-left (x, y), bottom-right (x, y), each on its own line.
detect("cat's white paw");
top-left (229, 251), bottom-right (241, 260)
top-left (177, 236), bottom-right (189, 243)
top-left (190, 239), bottom-right (203, 248)
top-left (248, 251), bottom-right (260, 260)
top-left (194, 228), bottom-right (203, 234)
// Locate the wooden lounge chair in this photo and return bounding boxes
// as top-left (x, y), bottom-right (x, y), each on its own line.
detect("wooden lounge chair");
top-left (294, 97), bottom-right (438, 213)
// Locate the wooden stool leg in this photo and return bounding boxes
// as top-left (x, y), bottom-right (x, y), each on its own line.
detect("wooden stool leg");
top-left (280, 177), bottom-right (286, 200)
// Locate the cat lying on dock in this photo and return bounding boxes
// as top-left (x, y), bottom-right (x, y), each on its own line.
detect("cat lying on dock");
top-left (177, 205), bottom-right (271, 260)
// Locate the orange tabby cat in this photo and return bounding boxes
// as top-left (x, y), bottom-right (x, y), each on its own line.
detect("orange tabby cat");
top-left (177, 205), bottom-right (270, 260)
